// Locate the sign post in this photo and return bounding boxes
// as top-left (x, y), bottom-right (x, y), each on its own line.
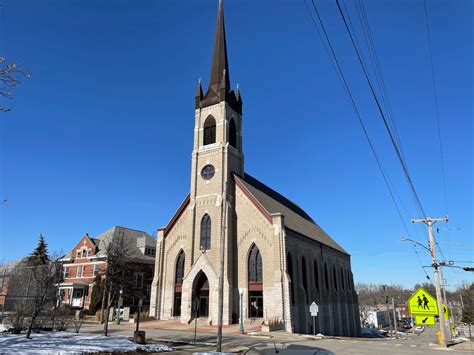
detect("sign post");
top-left (309, 301), bottom-right (319, 336)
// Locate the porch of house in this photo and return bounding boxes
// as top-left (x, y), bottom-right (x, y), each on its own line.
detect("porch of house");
top-left (58, 282), bottom-right (89, 309)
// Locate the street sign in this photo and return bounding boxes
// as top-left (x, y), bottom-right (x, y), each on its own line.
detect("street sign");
top-left (415, 315), bottom-right (435, 325)
top-left (309, 302), bottom-right (319, 316)
top-left (442, 304), bottom-right (450, 321)
top-left (408, 287), bottom-right (439, 316)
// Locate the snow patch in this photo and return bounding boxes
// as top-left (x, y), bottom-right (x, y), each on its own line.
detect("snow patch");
top-left (0, 331), bottom-right (173, 354)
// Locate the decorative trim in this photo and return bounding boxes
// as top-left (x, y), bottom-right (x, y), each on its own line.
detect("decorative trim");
top-left (234, 175), bottom-right (272, 223)
top-left (164, 194), bottom-right (191, 236)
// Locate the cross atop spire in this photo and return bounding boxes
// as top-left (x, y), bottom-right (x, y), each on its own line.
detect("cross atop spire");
top-left (209, 0), bottom-right (230, 93)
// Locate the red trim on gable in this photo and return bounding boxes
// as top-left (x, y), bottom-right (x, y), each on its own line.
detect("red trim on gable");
top-left (164, 194), bottom-right (191, 236)
top-left (234, 175), bottom-right (273, 224)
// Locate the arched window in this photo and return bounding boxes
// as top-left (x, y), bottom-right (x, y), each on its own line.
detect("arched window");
top-left (340, 268), bottom-right (345, 290)
top-left (203, 116), bottom-right (216, 145)
top-left (333, 266), bottom-right (338, 291)
top-left (324, 263), bottom-right (329, 290)
top-left (248, 244), bottom-right (263, 318)
top-left (175, 250), bottom-right (185, 285)
top-left (302, 257), bottom-right (308, 302)
top-left (200, 214), bottom-right (211, 250)
top-left (173, 250), bottom-right (185, 316)
top-left (248, 244), bottom-right (262, 282)
top-left (313, 260), bottom-right (319, 290)
top-left (287, 253), bottom-right (295, 305)
top-left (229, 119), bottom-right (237, 148)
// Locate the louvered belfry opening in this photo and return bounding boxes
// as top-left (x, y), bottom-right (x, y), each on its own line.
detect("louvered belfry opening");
top-left (229, 118), bottom-right (237, 148)
top-left (248, 244), bottom-right (263, 318)
top-left (203, 116), bottom-right (216, 146)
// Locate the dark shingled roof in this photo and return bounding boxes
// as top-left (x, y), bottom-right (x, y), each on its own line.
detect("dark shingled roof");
top-left (236, 173), bottom-right (348, 255)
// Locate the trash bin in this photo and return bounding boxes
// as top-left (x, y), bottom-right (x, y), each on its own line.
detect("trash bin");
top-left (134, 330), bottom-right (146, 344)
top-left (436, 331), bottom-right (441, 345)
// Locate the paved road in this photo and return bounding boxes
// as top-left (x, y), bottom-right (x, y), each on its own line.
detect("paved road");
top-left (81, 322), bottom-right (472, 354)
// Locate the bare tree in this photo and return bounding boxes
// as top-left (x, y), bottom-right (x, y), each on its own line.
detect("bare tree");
top-left (24, 256), bottom-right (62, 338)
top-left (0, 57), bottom-right (31, 112)
top-left (101, 233), bottom-right (132, 336)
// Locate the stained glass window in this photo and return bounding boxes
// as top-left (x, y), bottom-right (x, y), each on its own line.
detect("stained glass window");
top-left (200, 214), bottom-right (211, 250)
top-left (175, 251), bottom-right (185, 285)
top-left (314, 260), bottom-right (319, 290)
top-left (248, 244), bottom-right (262, 283)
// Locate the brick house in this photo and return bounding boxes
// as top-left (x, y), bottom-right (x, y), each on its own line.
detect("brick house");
top-left (58, 226), bottom-right (156, 311)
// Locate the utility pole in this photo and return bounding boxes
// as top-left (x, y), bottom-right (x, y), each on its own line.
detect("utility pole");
top-left (382, 285), bottom-right (392, 336)
top-left (412, 216), bottom-right (449, 347)
top-left (439, 264), bottom-right (452, 341)
top-left (216, 184), bottom-right (227, 352)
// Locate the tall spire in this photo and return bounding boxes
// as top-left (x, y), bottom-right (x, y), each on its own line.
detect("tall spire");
top-left (209, 0), bottom-right (230, 93)
top-left (196, 0), bottom-right (242, 114)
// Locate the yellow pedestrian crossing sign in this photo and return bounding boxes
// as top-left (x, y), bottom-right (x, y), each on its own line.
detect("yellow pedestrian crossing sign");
top-left (408, 287), bottom-right (439, 316)
top-left (415, 315), bottom-right (435, 325)
top-left (442, 304), bottom-right (450, 320)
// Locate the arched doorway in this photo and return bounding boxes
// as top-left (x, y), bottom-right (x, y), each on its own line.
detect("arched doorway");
top-left (193, 272), bottom-right (209, 318)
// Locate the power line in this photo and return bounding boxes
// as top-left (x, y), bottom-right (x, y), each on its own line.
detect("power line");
top-left (304, 0), bottom-right (411, 237)
top-left (422, 0), bottom-right (451, 262)
top-left (334, 0), bottom-right (427, 219)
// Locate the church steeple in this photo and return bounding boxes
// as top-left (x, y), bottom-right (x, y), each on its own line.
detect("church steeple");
top-left (196, 0), bottom-right (242, 114)
top-left (209, 0), bottom-right (230, 93)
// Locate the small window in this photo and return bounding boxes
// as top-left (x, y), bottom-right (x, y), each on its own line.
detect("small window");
top-left (76, 265), bottom-right (83, 278)
top-left (63, 267), bottom-right (70, 278)
top-left (151, 248), bottom-right (155, 256)
top-left (203, 116), bottom-right (216, 145)
top-left (93, 264), bottom-right (99, 277)
top-left (76, 251), bottom-right (81, 258)
top-left (82, 249), bottom-right (86, 258)
top-left (134, 272), bottom-right (144, 289)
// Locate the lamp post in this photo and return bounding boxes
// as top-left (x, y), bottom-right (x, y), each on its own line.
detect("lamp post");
top-left (239, 288), bottom-right (244, 334)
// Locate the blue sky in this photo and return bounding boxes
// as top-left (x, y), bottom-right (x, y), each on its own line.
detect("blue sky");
top-left (0, 0), bottom-right (472, 291)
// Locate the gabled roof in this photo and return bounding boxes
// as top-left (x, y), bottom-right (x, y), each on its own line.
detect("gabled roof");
top-left (91, 226), bottom-right (156, 263)
top-left (235, 173), bottom-right (348, 255)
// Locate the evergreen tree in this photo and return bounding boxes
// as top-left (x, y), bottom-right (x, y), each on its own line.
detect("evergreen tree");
top-left (28, 234), bottom-right (49, 265)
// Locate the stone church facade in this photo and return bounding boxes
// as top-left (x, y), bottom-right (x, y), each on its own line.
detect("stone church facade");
top-left (150, 1), bottom-right (360, 336)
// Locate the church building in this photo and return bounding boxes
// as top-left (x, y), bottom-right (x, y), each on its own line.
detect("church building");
top-left (150, 1), bottom-right (360, 336)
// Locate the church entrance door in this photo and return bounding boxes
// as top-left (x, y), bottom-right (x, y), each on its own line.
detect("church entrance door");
top-left (193, 272), bottom-right (209, 318)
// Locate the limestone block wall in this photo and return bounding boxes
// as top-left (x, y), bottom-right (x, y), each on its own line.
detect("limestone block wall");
top-left (234, 184), bottom-right (288, 326)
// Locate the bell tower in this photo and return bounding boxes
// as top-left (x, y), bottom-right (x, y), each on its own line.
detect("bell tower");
top-left (187, 0), bottom-right (242, 324)
top-left (190, 0), bottom-right (243, 209)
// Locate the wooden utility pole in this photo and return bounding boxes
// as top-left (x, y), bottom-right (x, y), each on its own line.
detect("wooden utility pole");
top-left (412, 216), bottom-right (449, 347)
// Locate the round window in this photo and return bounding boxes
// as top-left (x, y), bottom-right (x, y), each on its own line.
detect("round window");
top-left (201, 165), bottom-right (215, 180)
